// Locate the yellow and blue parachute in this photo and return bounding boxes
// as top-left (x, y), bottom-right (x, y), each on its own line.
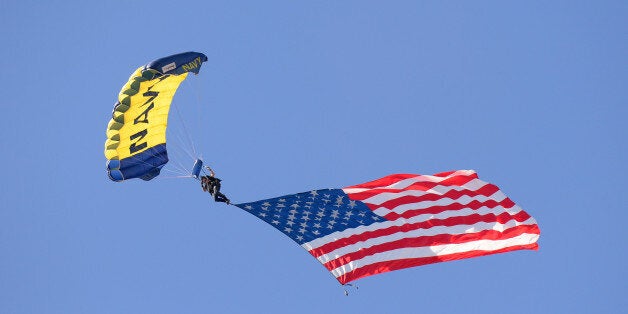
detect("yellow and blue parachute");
top-left (104, 52), bottom-right (208, 182)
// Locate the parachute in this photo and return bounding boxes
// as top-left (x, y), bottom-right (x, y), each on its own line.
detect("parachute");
top-left (104, 52), bottom-right (208, 182)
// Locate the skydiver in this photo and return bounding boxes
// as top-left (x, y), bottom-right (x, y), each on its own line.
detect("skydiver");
top-left (200, 166), bottom-right (231, 205)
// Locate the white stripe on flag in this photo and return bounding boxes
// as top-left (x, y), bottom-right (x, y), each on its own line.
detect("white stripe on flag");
top-left (330, 232), bottom-right (540, 279)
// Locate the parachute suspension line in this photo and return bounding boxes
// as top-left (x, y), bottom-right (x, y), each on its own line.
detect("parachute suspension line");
top-left (166, 155), bottom-right (188, 175)
top-left (185, 76), bottom-right (206, 147)
top-left (160, 167), bottom-right (188, 177)
top-left (167, 145), bottom-right (196, 176)
top-left (164, 67), bottom-right (205, 181)
top-left (171, 155), bottom-right (191, 176)
top-left (156, 174), bottom-right (196, 180)
top-left (168, 99), bottom-right (202, 179)
top-left (172, 100), bottom-right (198, 159)
top-left (171, 129), bottom-right (197, 161)
top-left (154, 98), bottom-right (199, 179)
top-left (161, 146), bottom-right (188, 176)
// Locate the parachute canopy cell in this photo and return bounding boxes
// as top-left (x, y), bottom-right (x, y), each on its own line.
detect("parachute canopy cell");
top-left (104, 52), bottom-right (208, 182)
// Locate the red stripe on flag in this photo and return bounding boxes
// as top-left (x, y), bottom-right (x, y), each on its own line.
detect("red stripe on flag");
top-left (376, 183), bottom-right (502, 209)
top-left (320, 224), bottom-right (541, 271)
top-left (308, 210), bottom-right (534, 259)
top-left (344, 171), bottom-right (479, 192)
top-left (335, 243), bottom-right (539, 284)
top-left (381, 198), bottom-right (518, 220)
top-left (345, 173), bottom-right (479, 201)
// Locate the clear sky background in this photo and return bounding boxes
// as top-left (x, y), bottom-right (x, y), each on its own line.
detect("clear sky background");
top-left (1, 1), bottom-right (626, 313)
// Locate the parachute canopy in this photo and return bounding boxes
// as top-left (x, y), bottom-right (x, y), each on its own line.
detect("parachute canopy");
top-left (104, 52), bottom-right (208, 182)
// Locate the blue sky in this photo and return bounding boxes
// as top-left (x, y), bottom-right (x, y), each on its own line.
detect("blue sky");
top-left (1, 1), bottom-right (626, 313)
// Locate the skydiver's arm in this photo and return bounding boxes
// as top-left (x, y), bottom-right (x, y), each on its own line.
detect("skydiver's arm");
top-left (205, 166), bottom-right (216, 177)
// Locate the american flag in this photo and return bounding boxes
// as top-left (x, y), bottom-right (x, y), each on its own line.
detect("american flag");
top-left (235, 170), bottom-right (540, 284)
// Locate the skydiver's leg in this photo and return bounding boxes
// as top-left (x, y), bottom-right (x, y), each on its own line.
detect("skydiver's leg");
top-left (209, 183), bottom-right (230, 204)
top-left (214, 191), bottom-right (230, 204)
